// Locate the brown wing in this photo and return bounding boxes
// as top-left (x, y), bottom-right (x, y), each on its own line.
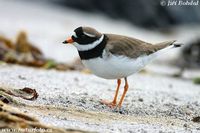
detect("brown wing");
top-left (105, 34), bottom-right (175, 58)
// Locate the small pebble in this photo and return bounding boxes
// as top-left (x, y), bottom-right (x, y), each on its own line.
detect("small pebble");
top-left (18, 75), bottom-right (26, 80)
top-left (192, 116), bottom-right (200, 123)
top-left (138, 98), bottom-right (143, 102)
top-left (183, 123), bottom-right (187, 127)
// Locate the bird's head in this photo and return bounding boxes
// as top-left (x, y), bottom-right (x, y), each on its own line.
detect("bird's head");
top-left (63, 27), bottom-right (103, 49)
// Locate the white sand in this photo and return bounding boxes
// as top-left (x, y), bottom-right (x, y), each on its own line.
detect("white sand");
top-left (0, 64), bottom-right (200, 132)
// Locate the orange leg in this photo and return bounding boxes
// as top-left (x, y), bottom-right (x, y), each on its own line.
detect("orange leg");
top-left (117, 77), bottom-right (129, 108)
top-left (101, 79), bottom-right (121, 108)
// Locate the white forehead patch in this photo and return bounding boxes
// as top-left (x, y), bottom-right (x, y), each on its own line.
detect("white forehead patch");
top-left (73, 32), bottom-right (78, 38)
top-left (83, 32), bottom-right (96, 37)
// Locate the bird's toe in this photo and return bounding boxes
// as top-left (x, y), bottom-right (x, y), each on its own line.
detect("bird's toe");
top-left (100, 99), bottom-right (117, 108)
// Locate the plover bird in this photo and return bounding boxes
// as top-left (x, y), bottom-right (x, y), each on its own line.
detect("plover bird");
top-left (63, 26), bottom-right (181, 108)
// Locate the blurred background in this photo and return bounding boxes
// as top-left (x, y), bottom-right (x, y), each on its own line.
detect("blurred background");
top-left (0, 0), bottom-right (200, 69)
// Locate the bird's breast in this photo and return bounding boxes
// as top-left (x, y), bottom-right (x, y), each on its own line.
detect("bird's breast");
top-left (81, 52), bottom-right (156, 79)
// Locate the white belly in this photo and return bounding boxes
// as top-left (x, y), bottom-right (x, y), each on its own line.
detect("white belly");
top-left (82, 52), bottom-right (157, 79)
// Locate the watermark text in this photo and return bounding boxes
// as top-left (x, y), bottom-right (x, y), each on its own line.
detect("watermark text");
top-left (0, 128), bottom-right (53, 133)
top-left (160, 0), bottom-right (199, 6)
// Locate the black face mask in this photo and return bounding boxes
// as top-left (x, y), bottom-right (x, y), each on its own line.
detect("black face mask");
top-left (72, 27), bottom-right (98, 45)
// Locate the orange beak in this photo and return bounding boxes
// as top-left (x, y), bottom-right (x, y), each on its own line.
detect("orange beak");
top-left (62, 37), bottom-right (74, 44)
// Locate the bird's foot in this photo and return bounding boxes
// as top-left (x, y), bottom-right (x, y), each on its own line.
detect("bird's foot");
top-left (100, 100), bottom-right (117, 108)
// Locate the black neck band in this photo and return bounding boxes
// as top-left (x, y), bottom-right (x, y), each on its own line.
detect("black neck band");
top-left (78, 35), bottom-right (108, 60)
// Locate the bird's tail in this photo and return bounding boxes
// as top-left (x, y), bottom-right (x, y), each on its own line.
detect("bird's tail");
top-left (155, 40), bottom-right (183, 49)
top-left (140, 40), bottom-right (183, 67)
top-left (154, 40), bottom-right (183, 52)
top-left (151, 40), bottom-right (183, 57)
top-left (172, 42), bottom-right (183, 48)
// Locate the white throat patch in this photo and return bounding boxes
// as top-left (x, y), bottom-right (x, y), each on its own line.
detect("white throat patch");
top-left (74, 35), bottom-right (104, 51)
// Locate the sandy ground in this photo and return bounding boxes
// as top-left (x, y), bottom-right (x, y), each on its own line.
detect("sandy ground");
top-left (1, 0), bottom-right (200, 133)
top-left (0, 64), bottom-right (200, 132)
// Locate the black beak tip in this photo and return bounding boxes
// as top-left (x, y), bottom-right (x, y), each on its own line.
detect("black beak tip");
top-left (62, 40), bottom-right (68, 44)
